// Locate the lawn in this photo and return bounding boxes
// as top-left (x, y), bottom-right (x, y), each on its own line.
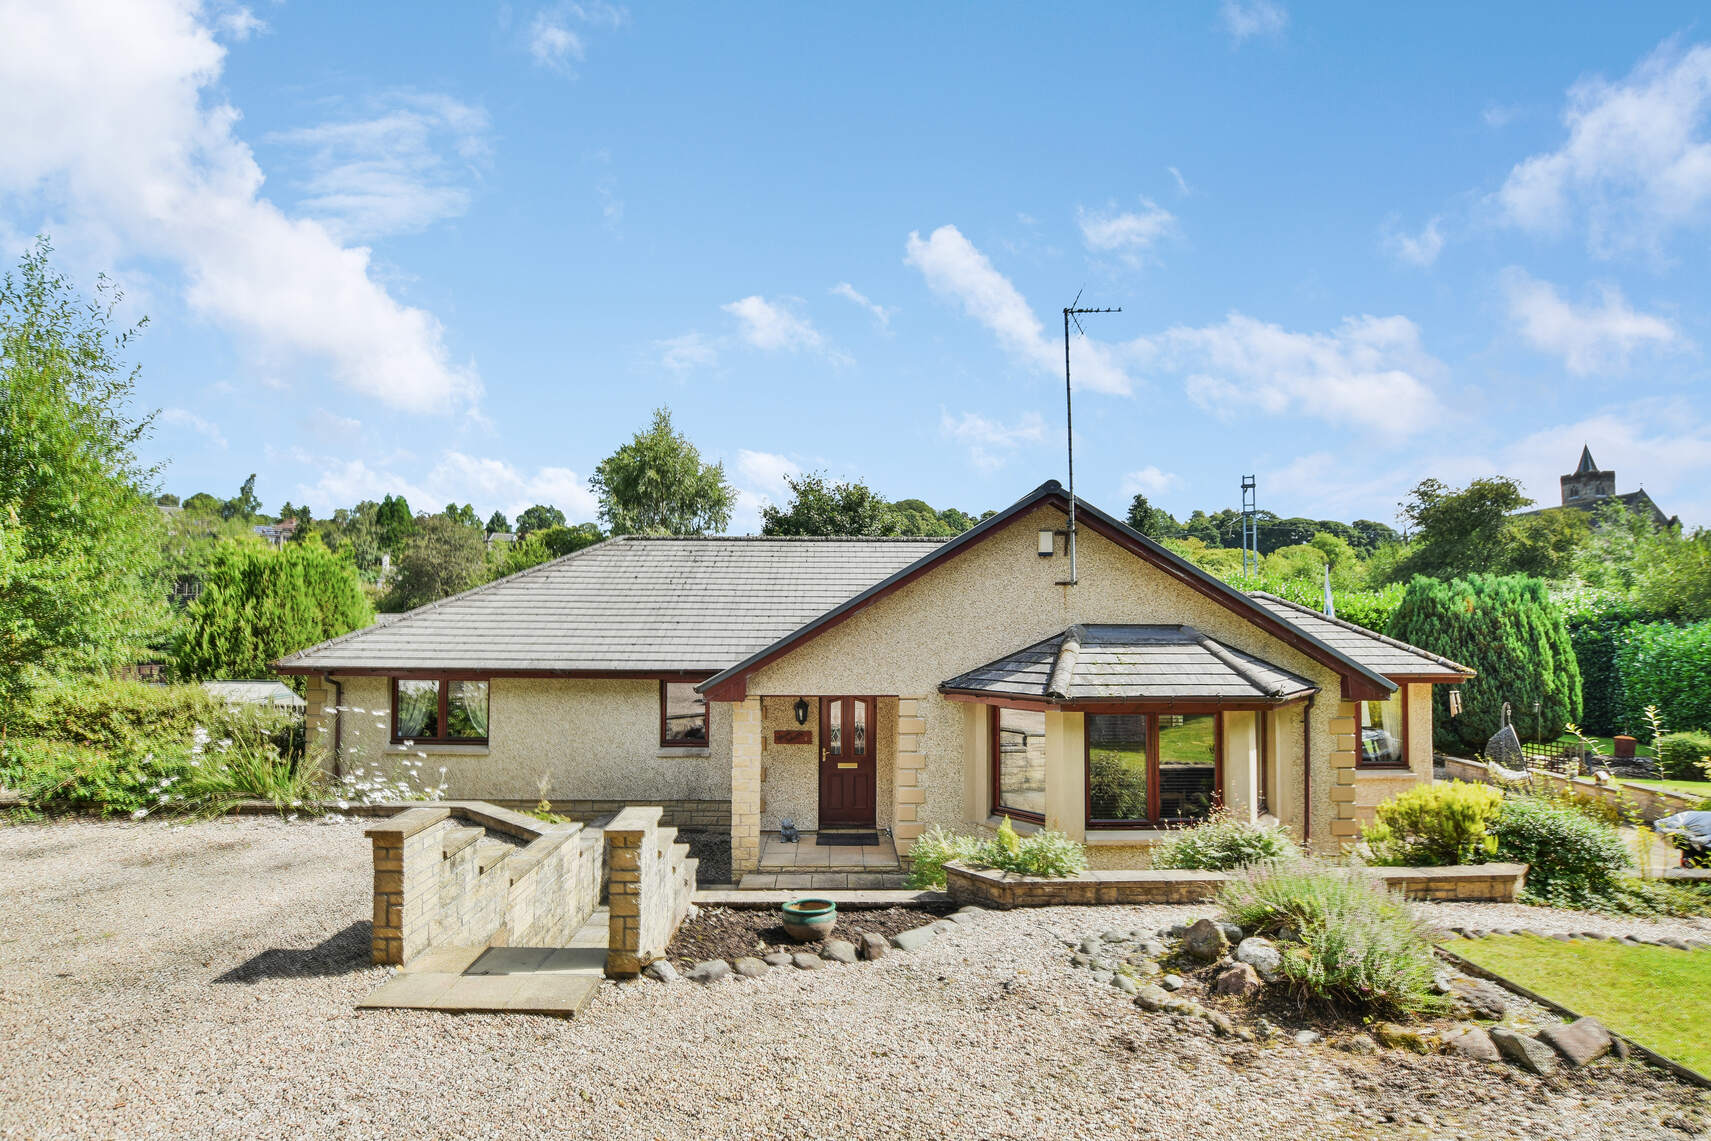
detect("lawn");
top-left (1452, 934), bottom-right (1711, 1075)
top-left (1625, 778), bottom-right (1711, 802)
top-left (1553, 732), bottom-right (1654, 758)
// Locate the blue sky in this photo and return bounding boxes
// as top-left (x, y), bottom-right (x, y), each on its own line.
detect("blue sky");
top-left (4, 1), bottom-right (1709, 531)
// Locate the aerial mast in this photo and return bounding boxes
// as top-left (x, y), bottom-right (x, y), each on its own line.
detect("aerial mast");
top-left (1062, 295), bottom-right (1121, 586)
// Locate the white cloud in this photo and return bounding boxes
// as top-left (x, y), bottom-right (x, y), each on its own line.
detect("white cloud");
top-left (1482, 102), bottom-right (1521, 129)
top-left (904, 224), bottom-right (1140, 395)
top-left (1220, 0), bottom-right (1287, 43)
top-left (214, 5), bottom-right (266, 40)
top-left (939, 409), bottom-right (1046, 472)
top-left (1383, 216), bottom-right (1444, 267)
top-left (1499, 267), bottom-right (1682, 374)
top-left (1119, 466), bottom-right (1181, 498)
top-left (1495, 400), bottom-right (1710, 525)
top-left (728, 449), bottom-right (802, 534)
top-left (266, 94), bottom-right (489, 242)
top-left (1165, 312), bottom-right (1445, 436)
top-left (722, 295), bottom-right (836, 357)
top-left (657, 332), bottom-right (719, 374)
top-left (306, 408), bottom-right (362, 439)
top-left (1497, 42), bottom-right (1711, 257)
top-left (1167, 166), bottom-right (1192, 196)
top-left (159, 407), bottom-right (227, 449)
top-left (830, 282), bottom-right (893, 329)
top-left (296, 450), bottom-right (599, 523)
top-left (1077, 198), bottom-right (1176, 261)
top-left (0, 0), bottom-right (479, 415)
top-left (527, 3), bottom-right (628, 73)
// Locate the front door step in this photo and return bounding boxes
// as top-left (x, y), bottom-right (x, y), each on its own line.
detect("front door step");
top-left (358, 944), bottom-right (604, 1017)
top-left (737, 871), bottom-right (909, 891)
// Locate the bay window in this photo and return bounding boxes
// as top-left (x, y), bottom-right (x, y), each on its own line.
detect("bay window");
top-left (392, 679), bottom-right (489, 745)
top-left (991, 707), bottom-right (1046, 820)
top-left (1087, 712), bottom-right (1220, 826)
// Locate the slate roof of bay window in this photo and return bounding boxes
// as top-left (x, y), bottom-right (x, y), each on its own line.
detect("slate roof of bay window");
top-left (1246, 593), bottom-right (1474, 680)
top-left (274, 535), bottom-right (948, 674)
top-left (940, 625), bottom-right (1319, 704)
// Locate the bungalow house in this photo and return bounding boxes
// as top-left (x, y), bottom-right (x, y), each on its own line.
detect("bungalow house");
top-left (274, 480), bottom-right (1471, 875)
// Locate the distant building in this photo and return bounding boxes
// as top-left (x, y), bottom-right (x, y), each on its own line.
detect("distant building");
top-left (1548, 445), bottom-right (1678, 528)
top-left (486, 531), bottom-right (518, 550)
top-left (253, 517), bottom-right (300, 549)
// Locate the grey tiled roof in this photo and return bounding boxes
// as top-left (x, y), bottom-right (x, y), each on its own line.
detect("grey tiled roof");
top-left (1247, 593), bottom-right (1474, 680)
top-left (941, 625), bottom-right (1318, 703)
top-left (275, 536), bottom-right (948, 673)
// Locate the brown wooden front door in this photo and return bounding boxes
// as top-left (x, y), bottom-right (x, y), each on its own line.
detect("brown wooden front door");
top-left (818, 696), bottom-right (877, 828)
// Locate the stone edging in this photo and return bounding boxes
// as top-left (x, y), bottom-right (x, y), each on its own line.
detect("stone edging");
top-left (651, 905), bottom-right (979, 985)
top-left (1434, 940), bottom-right (1711, 1090)
top-left (944, 861), bottom-right (1527, 909)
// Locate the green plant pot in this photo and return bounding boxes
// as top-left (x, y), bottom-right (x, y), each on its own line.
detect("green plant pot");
top-left (780, 897), bottom-right (836, 942)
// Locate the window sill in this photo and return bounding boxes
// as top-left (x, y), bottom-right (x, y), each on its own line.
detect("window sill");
top-left (658, 747), bottom-right (711, 759)
top-left (1355, 764), bottom-right (1414, 775)
top-left (1085, 829), bottom-right (1178, 845)
top-left (390, 743), bottom-right (489, 756)
top-left (986, 814), bottom-right (1044, 834)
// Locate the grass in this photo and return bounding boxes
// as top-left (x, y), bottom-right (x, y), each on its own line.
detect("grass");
top-left (1553, 732), bottom-right (1654, 758)
top-left (1452, 934), bottom-right (1711, 1075)
top-left (1623, 778), bottom-right (1711, 801)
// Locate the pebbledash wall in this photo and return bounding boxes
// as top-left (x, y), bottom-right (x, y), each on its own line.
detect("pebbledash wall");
top-left (306, 675), bottom-right (731, 830)
top-left (728, 503), bottom-right (1423, 873)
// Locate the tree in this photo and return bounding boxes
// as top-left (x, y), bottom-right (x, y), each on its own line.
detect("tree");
top-left (538, 523), bottom-right (604, 557)
top-left (938, 507), bottom-right (979, 533)
top-left (1351, 519), bottom-right (1401, 555)
top-left (375, 494), bottom-right (414, 552)
top-left (1390, 476), bottom-right (1532, 582)
top-left (385, 514), bottom-right (489, 610)
top-left (485, 509), bottom-right (511, 536)
top-left (220, 473), bottom-right (262, 521)
top-left (1388, 573), bottom-right (1581, 752)
top-left (0, 238), bottom-right (165, 712)
top-left (182, 491), bottom-right (221, 514)
top-left (887, 498), bottom-right (957, 537)
top-left (442, 502), bottom-right (481, 531)
top-left (172, 539), bottom-right (373, 683)
top-left (156, 493), bottom-right (180, 507)
top-left (764, 473), bottom-right (900, 536)
top-left (590, 406), bottom-right (736, 535)
top-left (515, 503), bottom-right (566, 537)
top-left (1125, 492), bottom-right (1180, 540)
top-left (1503, 508), bottom-right (1590, 580)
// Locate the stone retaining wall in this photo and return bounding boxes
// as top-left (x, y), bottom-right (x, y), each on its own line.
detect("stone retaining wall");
top-left (604, 806), bottom-right (700, 977)
top-left (1441, 756), bottom-right (1699, 824)
top-left (484, 797), bottom-right (731, 832)
top-left (943, 860), bottom-right (1527, 910)
top-left (365, 803), bottom-right (601, 966)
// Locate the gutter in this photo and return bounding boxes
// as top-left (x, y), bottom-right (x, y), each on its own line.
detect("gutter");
top-left (1301, 694), bottom-right (1315, 849)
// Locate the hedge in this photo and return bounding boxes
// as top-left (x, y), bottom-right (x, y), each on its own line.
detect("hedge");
top-left (1563, 596), bottom-right (1650, 736)
top-left (1617, 620), bottom-right (1711, 740)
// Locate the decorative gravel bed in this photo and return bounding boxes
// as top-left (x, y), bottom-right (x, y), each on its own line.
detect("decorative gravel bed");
top-left (3, 817), bottom-right (1708, 1140)
top-left (666, 904), bottom-right (952, 969)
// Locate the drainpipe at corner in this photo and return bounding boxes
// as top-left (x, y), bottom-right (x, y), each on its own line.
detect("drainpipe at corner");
top-left (1301, 695), bottom-right (1315, 851)
top-left (321, 672), bottom-right (344, 779)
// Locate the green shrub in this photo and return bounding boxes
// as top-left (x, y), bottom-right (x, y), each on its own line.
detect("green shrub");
top-left (1361, 781), bottom-right (1502, 867)
top-left (1149, 811), bottom-right (1295, 870)
top-left (1616, 621), bottom-right (1711, 745)
top-left (1492, 795), bottom-right (1632, 908)
top-left (1655, 731), bottom-right (1711, 781)
top-left (1218, 863), bottom-right (1443, 1018)
top-left (903, 817), bottom-right (1088, 887)
top-left (1388, 574), bottom-right (1581, 752)
top-left (1562, 594), bottom-right (1650, 736)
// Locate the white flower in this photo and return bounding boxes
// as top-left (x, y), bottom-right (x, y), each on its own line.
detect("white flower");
top-left (130, 809), bottom-right (148, 820)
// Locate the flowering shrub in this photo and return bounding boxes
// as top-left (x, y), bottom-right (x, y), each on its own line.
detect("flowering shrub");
top-left (1149, 811), bottom-right (1295, 871)
top-left (1219, 862), bottom-right (1443, 1017)
top-left (904, 817), bottom-right (1087, 887)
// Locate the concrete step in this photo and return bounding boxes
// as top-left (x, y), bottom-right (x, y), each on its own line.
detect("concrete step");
top-left (441, 825), bottom-right (483, 860)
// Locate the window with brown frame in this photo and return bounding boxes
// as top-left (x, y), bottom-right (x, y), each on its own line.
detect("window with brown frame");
top-left (391, 678), bottom-right (489, 744)
top-left (1358, 686), bottom-right (1408, 768)
top-left (660, 680), bottom-right (708, 747)
top-left (990, 706), bottom-right (1046, 821)
top-left (1086, 712), bottom-right (1221, 827)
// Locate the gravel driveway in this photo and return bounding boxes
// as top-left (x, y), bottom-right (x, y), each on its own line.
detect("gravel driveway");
top-left (2, 817), bottom-right (1708, 1140)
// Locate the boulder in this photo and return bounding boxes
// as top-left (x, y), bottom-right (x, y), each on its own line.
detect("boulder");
top-left (1201, 1009), bottom-right (1238, 1037)
top-left (1113, 975), bottom-right (1140, 995)
top-left (1089, 957), bottom-right (1119, 972)
top-left (1069, 952), bottom-right (1091, 969)
top-left (890, 927), bottom-right (936, 953)
top-left (1337, 1034), bottom-right (1379, 1056)
top-left (732, 956), bottom-right (769, 979)
top-left (1490, 1026), bottom-right (1557, 1075)
top-left (1293, 1029), bottom-right (1322, 1046)
top-left (1160, 974), bottom-right (1185, 991)
top-left (1211, 962), bottom-right (1264, 998)
top-left (1182, 918), bottom-right (1229, 963)
top-left (1375, 1022), bottom-right (1434, 1054)
top-left (685, 959), bottom-right (729, 984)
top-left (1217, 922), bottom-right (1244, 944)
top-left (1448, 977), bottom-right (1512, 1019)
top-left (1124, 958), bottom-right (1161, 978)
top-left (1235, 937), bottom-right (1283, 982)
top-left (1078, 937), bottom-right (1101, 954)
top-left (644, 960), bottom-right (679, 984)
top-left (820, 939), bottom-right (859, 965)
top-left (790, 952), bottom-right (826, 971)
top-left (1133, 984), bottom-right (1172, 1012)
top-left (1442, 1025), bottom-right (1500, 1063)
top-left (858, 932), bottom-right (888, 961)
top-left (1137, 938), bottom-right (1168, 958)
top-left (762, 952), bottom-right (794, 967)
top-left (1537, 1017), bottom-right (1613, 1068)
top-left (1100, 929), bottom-right (1128, 943)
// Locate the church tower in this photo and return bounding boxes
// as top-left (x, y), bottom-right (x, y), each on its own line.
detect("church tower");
top-left (1560, 445), bottom-right (1616, 506)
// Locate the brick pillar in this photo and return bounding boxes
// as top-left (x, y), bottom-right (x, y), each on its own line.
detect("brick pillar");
top-left (893, 697), bottom-right (927, 852)
top-left (363, 807), bottom-right (451, 965)
top-left (730, 697), bottom-right (763, 876)
top-left (603, 807), bottom-right (653, 977)
top-left (1327, 702), bottom-right (1361, 848)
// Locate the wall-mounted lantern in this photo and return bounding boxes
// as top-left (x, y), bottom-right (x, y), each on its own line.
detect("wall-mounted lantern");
top-left (793, 697), bottom-right (810, 726)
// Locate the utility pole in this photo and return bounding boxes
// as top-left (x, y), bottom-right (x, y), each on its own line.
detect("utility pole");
top-left (1062, 296), bottom-right (1120, 586)
top-left (1240, 475), bottom-right (1258, 577)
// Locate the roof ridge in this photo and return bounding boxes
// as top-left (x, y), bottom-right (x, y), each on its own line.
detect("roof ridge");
top-left (1046, 625), bottom-right (1084, 699)
top-left (623, 534), bottom-right (953, 543)
top-left (1247, 591), bottom-right (1474, 675)
top-left (1189, 626), bottom-right (1300, 698)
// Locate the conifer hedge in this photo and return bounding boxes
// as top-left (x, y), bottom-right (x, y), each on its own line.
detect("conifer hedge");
top-left (1388, 574), bottom-right (1582, 753)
